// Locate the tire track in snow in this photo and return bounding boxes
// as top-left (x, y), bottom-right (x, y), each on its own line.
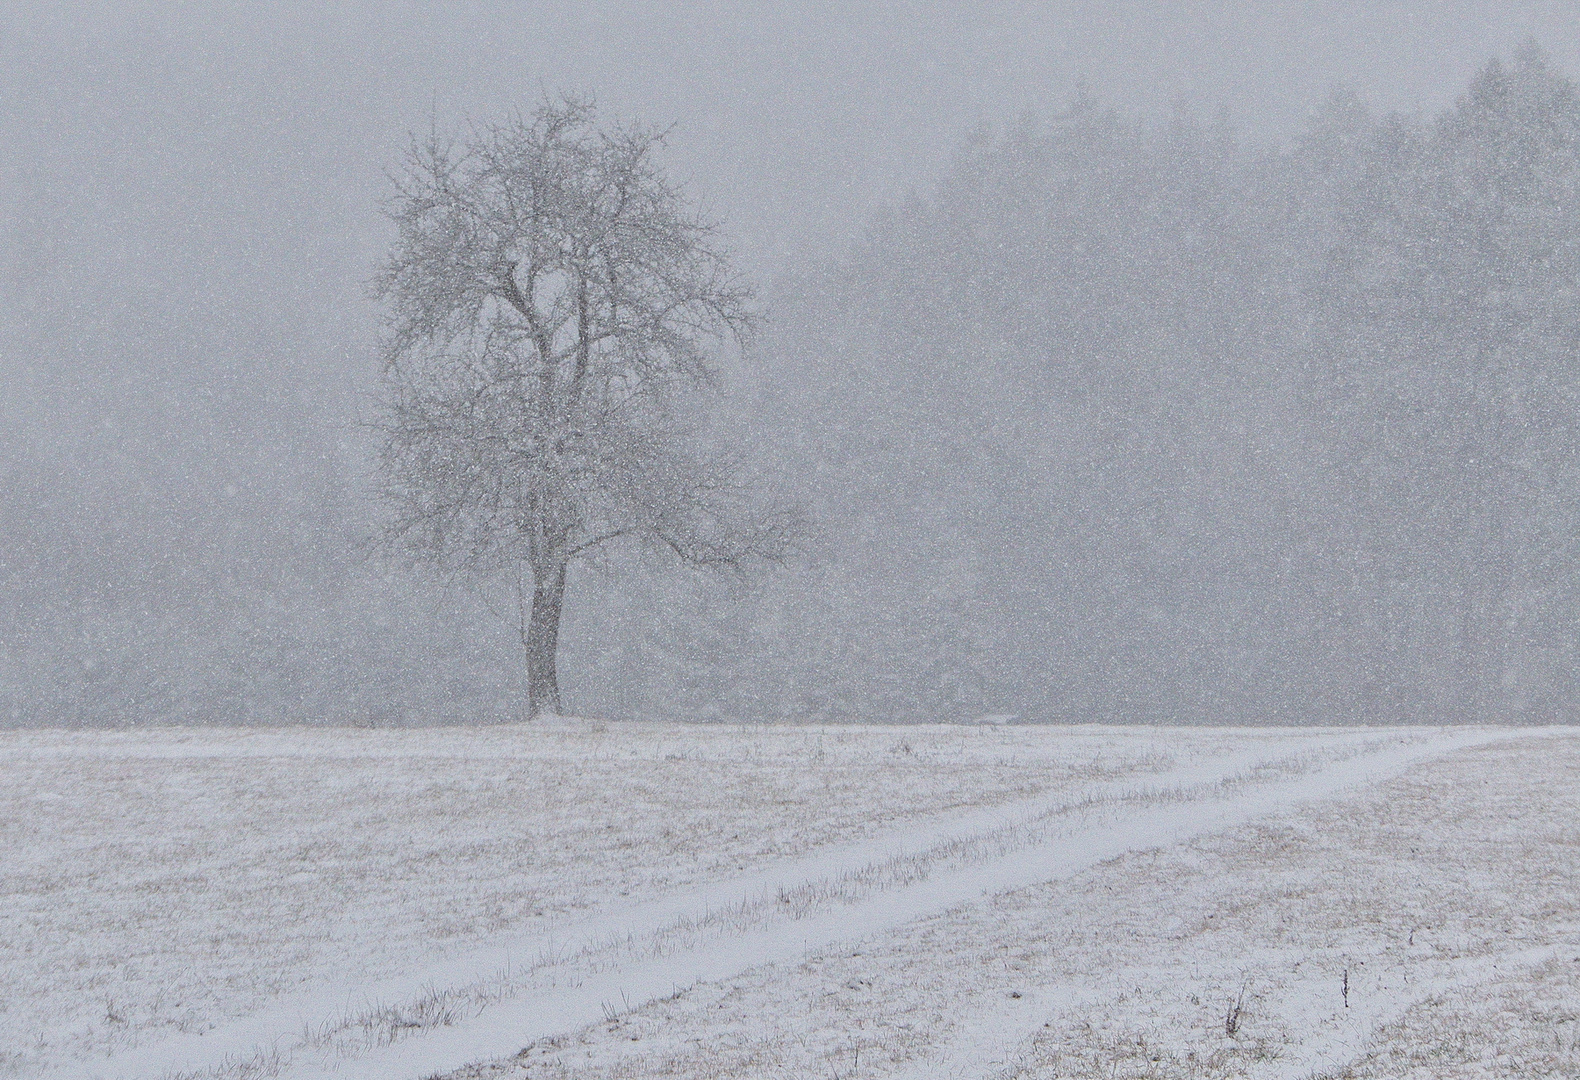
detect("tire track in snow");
top-left (81, 733), bottom-right (1323, 1080)
top-left (87, 728), bottom-right (1492, 1080)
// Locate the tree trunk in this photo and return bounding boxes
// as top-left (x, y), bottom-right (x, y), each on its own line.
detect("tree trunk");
top-left (526, 560), bottom-right (568, 717)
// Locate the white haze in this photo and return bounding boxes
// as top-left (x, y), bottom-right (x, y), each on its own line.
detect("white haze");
top-left (3, 2), bottom-right (1580, 726)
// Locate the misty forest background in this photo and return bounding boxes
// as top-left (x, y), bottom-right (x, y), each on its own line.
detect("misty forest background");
top-left (4, 28), bottom-right (1580, 726)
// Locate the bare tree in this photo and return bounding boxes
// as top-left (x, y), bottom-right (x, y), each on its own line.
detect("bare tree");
top-left (373, 97), bottom-right (799, 717)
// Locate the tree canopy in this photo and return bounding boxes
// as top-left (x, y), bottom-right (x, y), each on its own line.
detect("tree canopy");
top-left (374, 98), bottom-right (798, 715)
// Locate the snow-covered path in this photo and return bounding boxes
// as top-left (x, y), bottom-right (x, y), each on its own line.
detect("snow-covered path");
top-left (10, 720), bottom-right (1220, 1076)
top-left (76, 727), bottom-right (1527, 1080)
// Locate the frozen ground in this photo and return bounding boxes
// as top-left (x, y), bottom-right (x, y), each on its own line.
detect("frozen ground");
top-left (1, 723), bottom-right (1572, 1079)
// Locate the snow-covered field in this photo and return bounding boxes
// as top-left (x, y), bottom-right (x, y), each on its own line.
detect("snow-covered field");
top-left (3, 723), bottom-right (1574, 1079)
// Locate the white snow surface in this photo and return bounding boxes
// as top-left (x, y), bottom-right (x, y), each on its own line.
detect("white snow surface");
top-left (3, 723), bottom-right (1572, 1080)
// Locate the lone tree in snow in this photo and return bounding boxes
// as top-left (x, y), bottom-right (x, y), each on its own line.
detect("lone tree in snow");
top-left (374, 97), bottom-right (799, 717)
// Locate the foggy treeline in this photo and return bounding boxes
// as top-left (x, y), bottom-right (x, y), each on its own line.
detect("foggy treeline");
top-left (3, 44), bottom-right (1578, 726)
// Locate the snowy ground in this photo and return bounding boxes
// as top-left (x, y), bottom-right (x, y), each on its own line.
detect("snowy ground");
top-left (2, 723), bottom-right (1573, 1079)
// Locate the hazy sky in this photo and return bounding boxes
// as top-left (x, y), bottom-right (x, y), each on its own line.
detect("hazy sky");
top-left (2, 2), bottom-right (1577, 444)
top-left (5, 1), bottom-right (1578, 273)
